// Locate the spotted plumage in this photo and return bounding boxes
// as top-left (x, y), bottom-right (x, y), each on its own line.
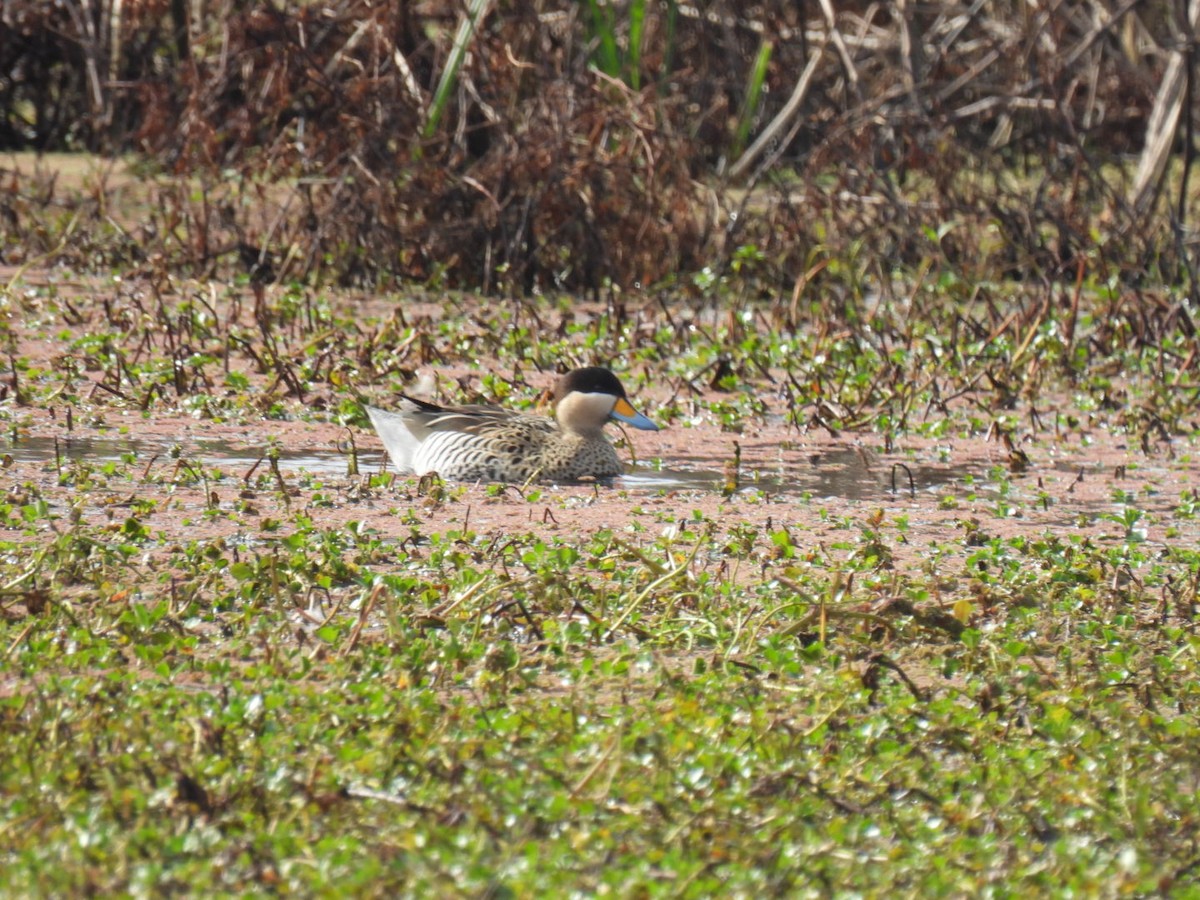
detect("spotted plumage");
top-left (366, 367), bottom-right (658, 483)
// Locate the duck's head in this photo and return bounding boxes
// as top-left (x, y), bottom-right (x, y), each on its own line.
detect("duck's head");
top-left (553, 367), bottom-right (659, 435)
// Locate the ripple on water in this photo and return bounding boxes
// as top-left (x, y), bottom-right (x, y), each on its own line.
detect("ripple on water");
top-left (0, 434), bottom-right (1133, 504)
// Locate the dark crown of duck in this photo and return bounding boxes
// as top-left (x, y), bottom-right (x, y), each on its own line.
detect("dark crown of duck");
top-left (553, 366), bottom-right (629, 404)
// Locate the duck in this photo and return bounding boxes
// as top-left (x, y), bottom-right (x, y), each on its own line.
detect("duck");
top-left (365, 367), bottom-right (659, 483)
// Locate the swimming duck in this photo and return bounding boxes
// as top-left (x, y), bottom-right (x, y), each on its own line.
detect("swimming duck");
top-left (365, 367), bottom-right (659, 483)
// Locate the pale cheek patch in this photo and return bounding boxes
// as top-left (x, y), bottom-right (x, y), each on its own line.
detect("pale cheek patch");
top-left (558, 391), bottom-right (617, 427)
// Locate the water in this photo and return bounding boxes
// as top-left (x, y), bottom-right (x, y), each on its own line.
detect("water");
top-left (0, 434), bottom-right (1076, 500)
top-left (1, 435), bottom-right (365, 477)
top-left (621, 448), bottom-right (969, 499)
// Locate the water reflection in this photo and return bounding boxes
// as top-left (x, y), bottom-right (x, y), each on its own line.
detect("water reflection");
top-left (0, 435), bottom-right (361, 476)
top-left (622, 448), bottom-right (970, 499)
top-left (0, 433), bottom-right (1119, 501)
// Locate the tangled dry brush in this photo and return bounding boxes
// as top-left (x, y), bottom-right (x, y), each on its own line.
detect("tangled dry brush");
top-left (0, 1), bottom-right (1194, 294)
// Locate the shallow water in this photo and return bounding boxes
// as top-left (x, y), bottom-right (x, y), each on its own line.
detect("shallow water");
top-left (622, 448), bottom-right (974, 499)
top-left (0, 435), bottom-right (360, 477)
top-left (0, 433), bottom-right (1119, 503)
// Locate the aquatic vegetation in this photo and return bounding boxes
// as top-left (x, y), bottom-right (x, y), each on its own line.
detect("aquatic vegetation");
top-left (2, 264), bottom-right (1200, 894)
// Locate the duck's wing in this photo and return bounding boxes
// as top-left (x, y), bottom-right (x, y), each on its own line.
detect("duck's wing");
top-left (395, 395), bottom-right (554, 438)
top-left (366, 396), bottom-right (556, 475)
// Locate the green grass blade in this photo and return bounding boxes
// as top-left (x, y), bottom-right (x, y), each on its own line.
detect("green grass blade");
top-left (658, 0), bottom-right (678, 95)
top-left (585, 0), bottom-right (621, 78)
top-left (627, 0), bottom-right (646, 90)
top-left (732, 39), bottom-right (773, 157)
top-left (423, 0), bottom-right (494, 140)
